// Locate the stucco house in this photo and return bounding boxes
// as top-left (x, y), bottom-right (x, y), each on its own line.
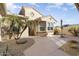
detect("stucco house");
top-left (0, 3), bottom-right (56, 41)
top-left (19, 7), bottom-right (56, 37)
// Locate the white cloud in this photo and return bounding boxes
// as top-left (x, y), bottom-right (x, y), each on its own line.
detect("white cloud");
top-left (46, 3), bottom-right (70, 12)
top-left (47, 3), bottom-right (64, 9)
top-left (6, 3), bottom-right (21, 14)
top-left (6, 3), bottom-right (16, 10)
top-left (46, 3), bottom-right (64, 11)
top-left (28, 3), bottom-right (40, 7)
top-left (45, 3), bottom-right (64, 13)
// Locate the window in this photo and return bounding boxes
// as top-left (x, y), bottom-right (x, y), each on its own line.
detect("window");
top-left (48, 27), bottom-right (53, 30)
top-left (48, 22), bottom-right (53, 30)
top-left (40, 22), bottom-right (46, 31)
top-left (40, 27), bottom-right (46, 31)
top-left (48, 27), bottom-right (51, 30)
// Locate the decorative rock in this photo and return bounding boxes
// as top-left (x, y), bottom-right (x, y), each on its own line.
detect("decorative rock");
top-left (16, 39), bottom-right (27, 44)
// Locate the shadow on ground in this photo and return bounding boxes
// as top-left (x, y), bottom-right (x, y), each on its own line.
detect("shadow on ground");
top-left (0, 38), bottom-right (35, 56)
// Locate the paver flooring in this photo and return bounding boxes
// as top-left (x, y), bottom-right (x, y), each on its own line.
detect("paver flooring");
top-left (24, 36), bottom-right (69, 56)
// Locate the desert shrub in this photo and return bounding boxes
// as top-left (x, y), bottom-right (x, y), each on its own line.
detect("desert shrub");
top-left (68, 27), bottom-right (79, 36)
top-left (54, 28), bottom-right (60, 35)
top-left (69, 40), bottom-right (78, 43)
top-left (77, 26), bottom-right (79, 36)
top-left (69, 43), bottom-right (77, 48)
top-left (68, 40), bottom-right (79, 49)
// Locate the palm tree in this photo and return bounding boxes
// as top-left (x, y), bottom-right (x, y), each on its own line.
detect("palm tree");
top-left (1, 14), bottom-right (28, 40)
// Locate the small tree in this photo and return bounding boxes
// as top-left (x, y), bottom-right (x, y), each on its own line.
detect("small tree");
top-left (1, 14), bottom-right (28, 40)
top-left (1, 14), bottom-right (40, 40)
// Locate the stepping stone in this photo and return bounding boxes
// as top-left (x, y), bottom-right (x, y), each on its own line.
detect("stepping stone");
top-left (59, 40), bottom-right (66, 44)
top-left (56, 41), bottom-right (63, 47)
top-left (50, 38), bottom-right (66, 47)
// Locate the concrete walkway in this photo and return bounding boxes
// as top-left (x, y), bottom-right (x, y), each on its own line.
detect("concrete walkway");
top-left (49, 35), bottom-right (67, 47)
top-left (24, 36), bottom-right (69, 56)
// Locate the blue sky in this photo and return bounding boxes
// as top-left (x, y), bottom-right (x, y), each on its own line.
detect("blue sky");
top-left (6, 3), bottom-right (79, 26)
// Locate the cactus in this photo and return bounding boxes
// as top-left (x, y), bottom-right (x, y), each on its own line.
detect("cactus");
top-left (3, 45), bottom-right (9, 56)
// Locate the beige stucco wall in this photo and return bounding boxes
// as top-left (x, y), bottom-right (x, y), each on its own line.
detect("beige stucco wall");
top-left (24, 7), bottom-right (42, 20)
top-left (21, 27), bottom-right (29, 38)
top-left (41, 16), bottom-right (56, 23)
